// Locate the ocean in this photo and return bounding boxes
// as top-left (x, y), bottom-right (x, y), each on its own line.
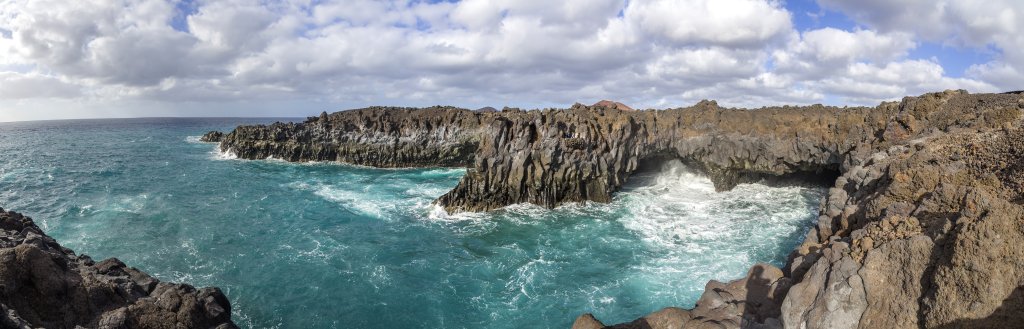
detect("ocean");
top-left (0, 118), bottom-right (825, 328)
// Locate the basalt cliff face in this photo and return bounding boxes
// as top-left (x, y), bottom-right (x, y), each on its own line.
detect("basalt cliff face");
top-left (216, 90), bottom-right (1024, 328)
top-left (0, 208), bottom-right (238, 329)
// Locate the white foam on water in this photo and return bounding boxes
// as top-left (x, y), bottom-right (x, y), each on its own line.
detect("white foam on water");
top-left (616, 160), bottom-right (814, 247)
top-left (424, 203), bottom-right (491, 222)
top-left (99, 194), bottom-right (150, 214)
top-left (419, 168), bottom-right (467, 176)
top-left (604, 159), bottom-right (825, 301)
top-left (211, 148), bottom-right (238, 160)
top-left (184, 136), bottom-right (203, 143)
top-left (317, 186), bottom-right (385, 217)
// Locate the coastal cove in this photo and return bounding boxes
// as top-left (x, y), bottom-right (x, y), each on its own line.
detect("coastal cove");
top-left (0, 118), bottom-right (825, 328)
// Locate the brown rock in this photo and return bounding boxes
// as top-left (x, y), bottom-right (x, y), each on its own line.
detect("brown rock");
top-left (592, 100), bottom-right (635, 111)
top-left (571, 313), bottom-right (605, 329)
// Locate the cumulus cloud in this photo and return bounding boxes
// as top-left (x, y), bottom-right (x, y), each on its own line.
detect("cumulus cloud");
top-left (818, 0), bottom-right (1024, 88)
top-left (0, 0), bottom-right (1020, 121)
top-left (626, 0), bottom-right (792, 48)
top-left (773, 28), bottom-right (915, 78)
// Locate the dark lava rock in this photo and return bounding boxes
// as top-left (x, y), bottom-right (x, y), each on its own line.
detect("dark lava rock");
top-left (223, 91), bottom-right (1021, 213)
top-left (0, 208), bottom-right (238, 329)
top-left (219, 106), bottom-right (481, 168)
top-left (216, 90), bottom-right (1024, 329)
top-left (199, 131), bottom-right (225, 143)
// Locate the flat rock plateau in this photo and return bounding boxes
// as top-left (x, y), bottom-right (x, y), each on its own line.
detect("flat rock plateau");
top-left (214, 90), bottom-right (1024, 328)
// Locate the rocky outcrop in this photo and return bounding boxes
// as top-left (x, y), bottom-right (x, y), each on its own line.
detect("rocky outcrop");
top-left (575, 91), bottom-right (1024, 329)
top-left (220, 106), bottom-right (481, 168)
top-left (220, 100), bottom-right (890, 212)
top-left (0, 208), bottom-right (237, 329)
top-left (216, 90), bottom-right (1024, 328)
top-left (573, 263), bottom-right (791, 329)
top-left (199, 131), bottom-right (224, 143)
top-left (218, 90), bottom-right (1019, 213)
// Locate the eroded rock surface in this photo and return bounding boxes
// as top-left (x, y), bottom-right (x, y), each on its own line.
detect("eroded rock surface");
top-left (216, 90), bottom-right (1024, 328)
top-left (0, 208), bottom-right (237, 329)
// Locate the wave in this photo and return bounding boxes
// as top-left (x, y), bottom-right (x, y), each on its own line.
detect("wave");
top-left (212, 149), bottom-right (238, 160)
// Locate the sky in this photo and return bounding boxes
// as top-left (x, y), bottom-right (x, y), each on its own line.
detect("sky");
top-left (0, 0), bottom-right (1021, 122)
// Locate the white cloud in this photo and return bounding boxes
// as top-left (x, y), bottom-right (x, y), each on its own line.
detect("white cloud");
top-left (0, 0), bottom-right (1020, 121)
top-left (626, 0), bottom-right (792, 48)
top-left (818, 0), bottom-right (1024, 89)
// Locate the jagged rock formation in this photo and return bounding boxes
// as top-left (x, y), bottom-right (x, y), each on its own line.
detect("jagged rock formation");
top-left (573, 91), bottom-right (1024, 329)
top-left (221, 106), bottom-right (481, 168)
top-left (220, 100), bottom-right (885, 212)
top-left (199, 131), bottom-right (224, 143)
top-left (216, 90), bottom-right (1024, 328)
top-left (0, 208), bottom-right (237, 329)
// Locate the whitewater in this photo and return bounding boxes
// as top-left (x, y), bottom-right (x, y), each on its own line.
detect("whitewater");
top-left (0, 118), bottom-right (825, 328)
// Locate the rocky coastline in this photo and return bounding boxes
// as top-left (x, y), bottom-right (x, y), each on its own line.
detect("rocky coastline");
top-left (0, 208), bottom-right (238, 329)
top-left (215, 90), bottom-right (1021, 328)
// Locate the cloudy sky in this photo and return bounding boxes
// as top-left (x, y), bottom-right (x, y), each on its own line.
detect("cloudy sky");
top-left (0, 0), bottom-right (1021, 121)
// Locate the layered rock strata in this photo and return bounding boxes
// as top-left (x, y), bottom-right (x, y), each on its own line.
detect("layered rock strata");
top-left (216, 90), bottom-right (1024, 328)
top-left (0, 208), bottom-right (237, 329)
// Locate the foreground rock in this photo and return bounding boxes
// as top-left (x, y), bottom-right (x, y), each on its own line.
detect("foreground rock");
top-left (0, 208), bottom-right (237, 329)
top-left (216, 90), bottom-right (1024, 328)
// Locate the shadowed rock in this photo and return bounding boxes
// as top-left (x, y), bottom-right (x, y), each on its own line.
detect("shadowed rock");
top-left (0, 208), bottom-right (238, 329)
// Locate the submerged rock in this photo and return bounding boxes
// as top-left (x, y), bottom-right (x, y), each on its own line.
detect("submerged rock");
top-left (0, 208), bottom-right (238, 329)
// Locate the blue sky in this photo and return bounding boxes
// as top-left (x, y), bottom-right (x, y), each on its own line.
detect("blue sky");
top-left (0, 0), bottom-right (1021, 121)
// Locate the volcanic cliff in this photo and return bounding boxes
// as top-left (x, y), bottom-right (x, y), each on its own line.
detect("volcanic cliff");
top-left (212, 90), bottom-right (1024, 328)
top-left (0, 208), bottom-right (238, 328)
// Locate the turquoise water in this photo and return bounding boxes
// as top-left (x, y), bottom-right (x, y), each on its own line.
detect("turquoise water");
top-left (0, 118), bottom-right (825, 329)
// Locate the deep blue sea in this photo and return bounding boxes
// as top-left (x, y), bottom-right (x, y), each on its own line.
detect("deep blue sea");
top-left (0, 118), bottom-right (825, 329)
